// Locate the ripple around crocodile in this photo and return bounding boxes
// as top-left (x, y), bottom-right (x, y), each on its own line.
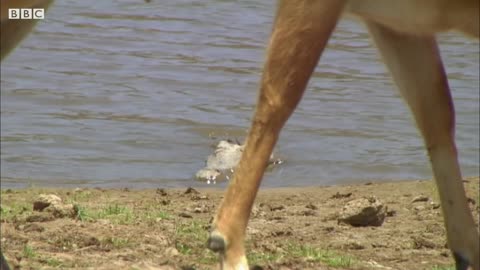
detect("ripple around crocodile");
top-left (195, 140), bottom-right (283, 184)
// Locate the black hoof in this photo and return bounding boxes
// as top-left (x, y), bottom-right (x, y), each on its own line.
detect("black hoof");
top-left (250, 265), bottom-right (263, 270)
top-left (207, 231), bottom-right (226, 253)
top-left (453, 251), bottom-right (470, 270)
top-left (1, 251), bottom-right (11, 270)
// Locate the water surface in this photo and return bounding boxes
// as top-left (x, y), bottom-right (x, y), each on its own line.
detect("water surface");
top-left (1, 1), bottom-right (478, 188)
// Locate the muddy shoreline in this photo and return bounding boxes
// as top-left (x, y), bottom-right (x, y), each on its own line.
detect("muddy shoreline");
top-left (1, 177), bottom-right (478, 270)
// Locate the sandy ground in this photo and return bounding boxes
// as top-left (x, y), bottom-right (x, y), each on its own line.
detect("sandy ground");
top-left (0, 177), bottom-right (478, 270)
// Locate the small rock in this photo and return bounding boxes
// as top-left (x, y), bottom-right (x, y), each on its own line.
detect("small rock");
top-left (160, 199), bottom-right (170, 206)
top-left (331, 192), bottom-right (352, 199)
top-left (371, 242), bottom-right (388, 248)
top-left (431, 202), bottom-right (441, 209)
top-left (179, 212), bottom-right (193, 218)
top-left (269, 205), bottom-right (285, 211)
top-left (411, 195), bottom-right (429, 203)
top-left (190, 194), bottom-right (207, 201)
top-left (300, 209), bottom-right (316, 216)
top-left (184, 187), bottom-right (199, 195)
top-left (193, 206), bottom-right (208, 213)
top-left (33, 194), bottom-right (76, 218)
top-left (271, 230), bottom-right (292, 237)
top-left (386, 209), bottom-right (397, 217)
top-left (164, 247), bottom-right (179, 257)
top-left (305, 203), bottom-right (317, 210)
top-left (156, 188), bottom-right (168, 196)
top-left (33, 194), bottom-right (62, 211)
top-left (440, 251), bottom-right (450, 257)
top-left (338, 197), bottom-right (387, 227)
top-left (414, 205), bottom-right (425, 211)
top-left (323, 226), bottom-right (335, 233)
top-left (467, 197), bottom-right (476, 205)
top-left (412, 235), bottom-right (437, 249)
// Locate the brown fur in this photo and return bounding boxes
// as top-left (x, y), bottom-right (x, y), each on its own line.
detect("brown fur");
top-left (0, 0), bottom-right (53, 60)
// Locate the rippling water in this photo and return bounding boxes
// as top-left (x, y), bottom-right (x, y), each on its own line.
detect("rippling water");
top-left (1, 1), bottom-right (478, 188)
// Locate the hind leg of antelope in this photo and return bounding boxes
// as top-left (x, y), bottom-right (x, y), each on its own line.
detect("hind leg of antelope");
top-left (206, 1), bottom-right (345, 269)
top-left (367, 22), bottom-right (479, 270)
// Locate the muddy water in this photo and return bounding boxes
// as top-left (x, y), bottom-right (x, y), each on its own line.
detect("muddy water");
top-left (1, 1), bottom-right (478, 188)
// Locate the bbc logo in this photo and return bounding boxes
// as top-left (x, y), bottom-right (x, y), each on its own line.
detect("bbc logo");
top-left (8, 9), bottom-right (45, 20)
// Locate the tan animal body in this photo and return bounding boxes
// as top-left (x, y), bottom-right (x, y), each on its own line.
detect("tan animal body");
top-left (206, 1), bottom-right (479, 270)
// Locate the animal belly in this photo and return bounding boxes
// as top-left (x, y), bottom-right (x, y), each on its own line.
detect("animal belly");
top-left (344, 0), bottom-right (451, 35)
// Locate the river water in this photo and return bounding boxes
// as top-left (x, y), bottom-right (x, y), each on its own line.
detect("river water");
top-left (1, 1), bottom-right (478, 188)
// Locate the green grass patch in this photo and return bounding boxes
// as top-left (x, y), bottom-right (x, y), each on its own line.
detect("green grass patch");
top-left (142, 206), bottom-right (172, 221)
top-left (71, 203), bottom-right (135, 224)
top-left (244, 242), bottom-right (354, 267)
top-left (247, 251), bottom-right (283, 265)
top-left (98, 204), bottom-right (134, 224)
top-left (176, 242), bottom-right (193, 255)
top-left (22, 245), bottom-right (36, 259)
top-left (0, 202), bottom-right (32, 221)
top-left (285, 243), bottom-right (354, 268)
top-left (72, 200), bottom-right (174, 225)
top-left (102, 237), bottom-right (132, 249)
top-left (174, 220), bottom-right (213, 262)
top-left (68, 190), bottom-right (95, 203)
top-left (73, 204), bottom-right (88, 221)
top-left (153, 211), bottom-right (171, 220)
top-left (198, 252), bottom-right (217, 265)
top-left (44, 257), bottom-right (64, 267)
top-left (175, 220), bottom-right (206, 240)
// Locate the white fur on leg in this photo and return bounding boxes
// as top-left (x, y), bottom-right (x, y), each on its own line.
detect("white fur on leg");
top-left (220, 256), bottom-right (249, 270)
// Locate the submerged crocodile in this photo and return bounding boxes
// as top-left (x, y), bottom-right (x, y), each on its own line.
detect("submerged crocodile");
top-left (196, 140), bottom-right (282, 184)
